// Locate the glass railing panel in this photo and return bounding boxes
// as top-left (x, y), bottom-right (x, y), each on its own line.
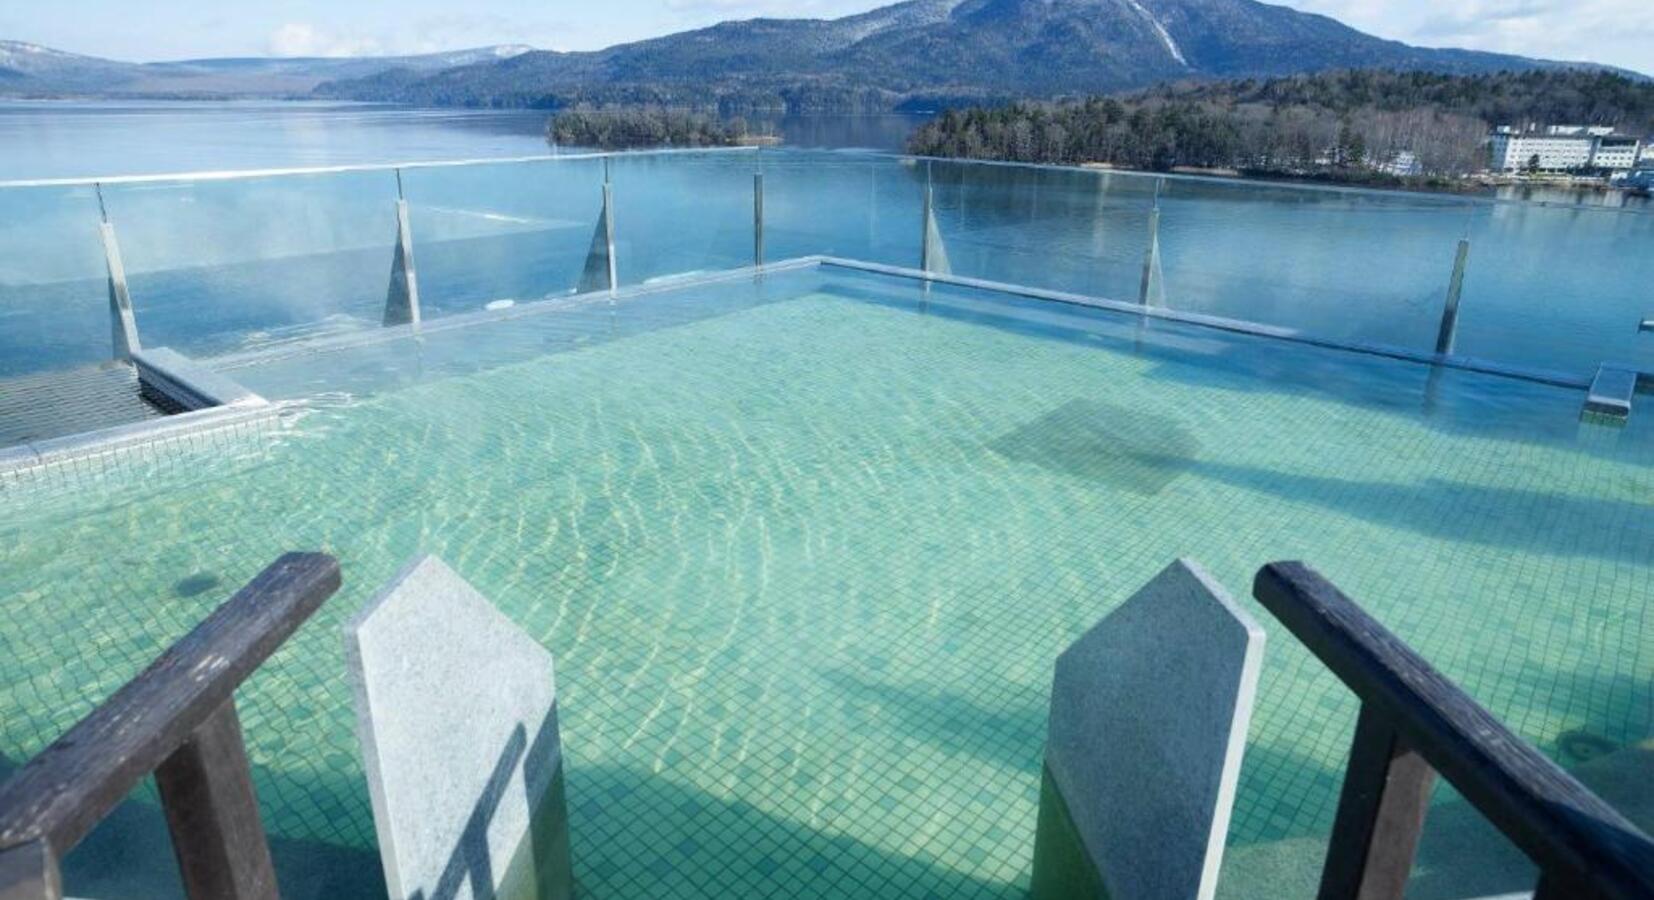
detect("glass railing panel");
top-left (399, 156), bottom-right (608, 318)
top-left (0, 184), bottom-right (113, 377)
top-left (98, 169), bottom-right (402, 358)
top-left (762, 151), bottom-right (924, 267)
top-left (609, 150), bottom-right (757, 286)
top-left (927, 160), bottom-right (1157, 300)
top-left (1457, 201), bottom-right (1654, 378)
top-left (1156, 178), bottom-right (1472, 354)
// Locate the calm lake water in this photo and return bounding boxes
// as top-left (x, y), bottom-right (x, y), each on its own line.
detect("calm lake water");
top-left (0, 100), bottom-right (1649, 382)
top-left (0, 99), bottom-right (930, 179)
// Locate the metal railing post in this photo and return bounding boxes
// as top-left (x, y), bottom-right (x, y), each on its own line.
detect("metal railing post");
top-left (383, 169), bottom-right (422, 328)
top-left (921, 163), bottom-right (935, 273)
top-left (603, 156), bottom-right (617, 296)
top-left (1435, 237), bottom-right (1470, 356)
top-left (1138, 178), bottom-right (1164, 307)
top-left (94, 183), bottom-right (141, 361)
top-left (754, 170), bottom-right (765, 269)
top-left (920, 161), bottom-right (951, 276)
top-left (575, 158), bottom-right (618, 298)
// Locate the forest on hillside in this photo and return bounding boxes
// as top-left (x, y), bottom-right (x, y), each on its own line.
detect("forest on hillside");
top-left (908, 70), bottom-right (1654, 182)
top-left (1145, 70), bottom-right (1654, 132)
top-left (549, 107), bottom-right (755, 149)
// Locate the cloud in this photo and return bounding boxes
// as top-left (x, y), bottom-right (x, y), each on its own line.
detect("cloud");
top-left (265, 15), bottom-right (574, 57)
top-left (660, 0), bottom-right (868, 19)
top-left (1275, 0), bottom-right (1653, 74)
top-left (398, 14), bottom-right (568, 54)
top-left (267, 23), bottom-right (385, 58)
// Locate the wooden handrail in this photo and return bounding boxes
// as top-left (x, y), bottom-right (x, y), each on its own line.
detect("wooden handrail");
top-left (1254, 561), bottom-right (1654, 900)
top-left (0, 552), bottom-right (341, 900)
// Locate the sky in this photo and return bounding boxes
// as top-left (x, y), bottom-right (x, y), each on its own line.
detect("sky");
top-left (2, 0), bottom-right (1650, 75)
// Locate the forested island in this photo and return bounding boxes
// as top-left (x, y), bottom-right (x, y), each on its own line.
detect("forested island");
top-left (908, 70), bottom-right (1654, 187)
top-left (548, 107), bottom-right (773, 150)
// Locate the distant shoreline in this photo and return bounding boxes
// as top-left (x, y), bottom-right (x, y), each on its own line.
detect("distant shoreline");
top-left (1072, 161), bottom-right (1650, 199)
top-left (1079, 161), bottom-right (1484, 196)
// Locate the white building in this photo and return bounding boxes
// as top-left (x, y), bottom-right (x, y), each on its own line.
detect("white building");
top-left (1488, 126), bottom-right (1645, 173)
top-left (1592, 136), bottom-right (1642, 170)
top-left (1489, 129), bottom-right (1594, 172)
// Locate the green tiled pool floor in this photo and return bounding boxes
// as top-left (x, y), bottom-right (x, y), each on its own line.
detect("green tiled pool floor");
top-left (1, 272), bottom-right (1649, 898)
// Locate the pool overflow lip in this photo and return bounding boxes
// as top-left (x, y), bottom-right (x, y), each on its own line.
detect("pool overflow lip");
top-left (2, 253), bottom-right (1625, 479)
top-left (132, 348), bottom-right (264, 413)
top-left (813, 257), bottom-right (1596, 391)
top-left (200, 253), bottom-right (1594, 393)
top-left (208, 256), bottom-right (825, 373)
top-left (202, 255), bottom-right (1600, 393)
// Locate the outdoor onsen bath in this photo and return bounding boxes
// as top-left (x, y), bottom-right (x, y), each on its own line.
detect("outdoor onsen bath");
top-left (0, 149), bottom-right (1650, 900)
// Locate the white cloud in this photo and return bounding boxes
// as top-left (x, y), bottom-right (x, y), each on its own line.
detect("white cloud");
top-left (267, 23), bottom-right (384, 58)
top-left (265, 15), bottom-right (574, 57)
top-left (394, 14), bottom-right (548, 53)
top-left (1274, 0), bottom-right (1653, 73)
top-left (661, 0), bottom-right (856, 13)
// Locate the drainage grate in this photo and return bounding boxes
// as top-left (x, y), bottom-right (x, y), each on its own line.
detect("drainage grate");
top-left (0, 363), bottom-right (167, 450)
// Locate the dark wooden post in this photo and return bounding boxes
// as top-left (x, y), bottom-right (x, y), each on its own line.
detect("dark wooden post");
top-left (0, 553), bottom-right (340, 900)
top-left (0, 840), bottom-right (59, 900)
top-left (1254, 561), bottom-right (1654, 900)
top-left (1318, 705), bottom-right (1436, 900)
top-left (1534, 872), bottom-right (1610, 900)
top-left (156, 699), bottom-right (279, 900)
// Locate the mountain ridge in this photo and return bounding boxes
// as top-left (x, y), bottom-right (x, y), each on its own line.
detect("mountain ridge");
top-left (2, 1), bottom-right (1643, 109)
top-left (312, 0), bottom-right (1639, 112)
top-left (0, 40), bottom-right (533, 97)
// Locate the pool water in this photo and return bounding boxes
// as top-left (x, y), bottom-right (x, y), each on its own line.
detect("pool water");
top-left (2, 267), bottom-right (1650, 899)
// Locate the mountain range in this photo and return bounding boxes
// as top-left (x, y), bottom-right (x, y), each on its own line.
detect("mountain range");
top-left (0, 40), bottom-right (531, 98)
top-left (313, 0), bottom-right (1628, 111)
top-left (3, 0), bottom-right (1640, 110)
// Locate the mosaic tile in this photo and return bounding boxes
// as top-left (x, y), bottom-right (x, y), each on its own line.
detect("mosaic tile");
top-left (0, 270), bottom-right (1648, 899)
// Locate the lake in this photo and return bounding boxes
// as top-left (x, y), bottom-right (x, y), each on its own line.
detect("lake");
top-left (0, 100), bottom-right (1649, 382)
top-left (0, 99), bottom-right (931, 180)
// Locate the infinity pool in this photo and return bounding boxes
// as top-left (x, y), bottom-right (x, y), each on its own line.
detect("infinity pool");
top-left (2, 267), bottom-right (1650, 899)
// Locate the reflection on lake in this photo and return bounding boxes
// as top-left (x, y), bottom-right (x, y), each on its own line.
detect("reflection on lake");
top-left (1492, 182), bottom-right (1652, 209)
